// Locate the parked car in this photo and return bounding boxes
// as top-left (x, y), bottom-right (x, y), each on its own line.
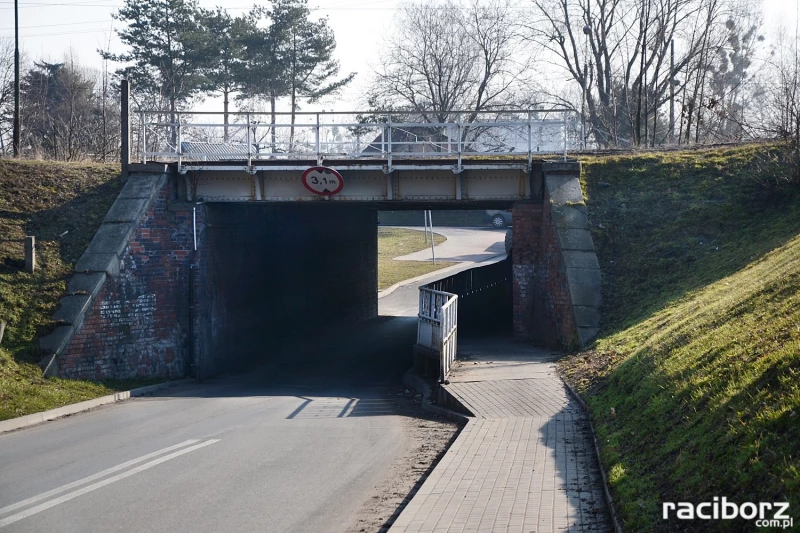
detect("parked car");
top-left (486, 210), bottom-right (512, 228)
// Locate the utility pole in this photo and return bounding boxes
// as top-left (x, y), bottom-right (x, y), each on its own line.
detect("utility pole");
top-left (13, 0), bottom-right (21, 157)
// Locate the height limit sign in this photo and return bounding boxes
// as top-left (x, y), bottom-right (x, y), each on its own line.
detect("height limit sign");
top-left (302, 166), bottom-right (344, 196)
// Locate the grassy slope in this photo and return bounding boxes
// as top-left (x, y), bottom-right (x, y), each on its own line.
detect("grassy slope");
top-left (561, 144), bottom-right (800, 531)
top-left (0, 159), bottom-right (129, 421)
top-left (378, 227), bottom-right (457, 290)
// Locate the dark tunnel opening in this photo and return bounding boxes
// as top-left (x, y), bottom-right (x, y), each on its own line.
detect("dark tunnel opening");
top-left (192, 203), bottom-right (514, 381)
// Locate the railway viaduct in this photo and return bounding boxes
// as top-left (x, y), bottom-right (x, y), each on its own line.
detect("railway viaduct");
top-left (38, 112), bottom-right (601, 380)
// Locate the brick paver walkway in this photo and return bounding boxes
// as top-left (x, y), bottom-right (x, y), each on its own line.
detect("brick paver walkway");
top-left (391, 339), bottom-right (611, 533)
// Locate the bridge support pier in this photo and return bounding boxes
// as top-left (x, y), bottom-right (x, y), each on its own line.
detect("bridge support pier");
top-left (512, 161), bottom-right (601, 350)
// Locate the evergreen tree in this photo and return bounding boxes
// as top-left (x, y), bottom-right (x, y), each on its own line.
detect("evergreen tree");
top-left (190, 8), bottom-right (252, 141)
top-left (102, 0), bottom-right (205, 118)
top-left (270, 0), bottom-right (354, 148)
top-left (238, 0), bottom-right (354, 151)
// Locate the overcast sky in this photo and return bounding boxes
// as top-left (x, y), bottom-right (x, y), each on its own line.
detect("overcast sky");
top-left (0, 0), bottom-right (797, 111)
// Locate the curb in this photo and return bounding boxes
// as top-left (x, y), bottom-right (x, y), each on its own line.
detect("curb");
top-left (403, 369), bottom-right (469, 424)
top-left (0, 378), bottom-right (195, 435)
top-left (379, 254), bottom-right (507, 299)
top-left (561, 377), bottom-right (625, 533)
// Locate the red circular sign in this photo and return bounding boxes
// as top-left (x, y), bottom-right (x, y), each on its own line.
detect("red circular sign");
top-left (301, 166), bottom-right (344, 196)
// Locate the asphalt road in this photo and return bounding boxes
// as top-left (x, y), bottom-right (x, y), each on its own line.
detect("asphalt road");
top-left (391, 227), bottom-right (507, 263)
top-left (0, 318), bottom-right (425, 533)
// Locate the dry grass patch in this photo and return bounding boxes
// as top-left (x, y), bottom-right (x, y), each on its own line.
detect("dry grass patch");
top-left (378, 227), bottom-right (457, 290)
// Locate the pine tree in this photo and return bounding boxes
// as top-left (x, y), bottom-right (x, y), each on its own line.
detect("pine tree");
top-left (102, 0), bottom-right (205, 119)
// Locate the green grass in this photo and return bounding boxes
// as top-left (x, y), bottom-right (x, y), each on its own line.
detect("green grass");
top-left (0, 159), bottom-right (147, 421)
top-left (560, 144), bottom-right (800, 531)
top-left (378, 227), bottom-right (458, 290)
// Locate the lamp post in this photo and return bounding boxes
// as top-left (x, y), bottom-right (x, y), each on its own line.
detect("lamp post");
top-left (13, 0), bottom-right (20, 157)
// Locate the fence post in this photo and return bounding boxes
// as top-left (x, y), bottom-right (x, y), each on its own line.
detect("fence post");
top-left (24, 236), bottom-right (35, 273)
top-left (140, 111), bottom-right (147, 164)
top-left (457, 113), bottom-right (462, 172)
top-left (246, 113), bottom-right (252, 168)
top-left (120, 79), bottom-right (130, 179)
top-left (0, 321), bottom-right (6, 346)
top-left (387, 114), bottom-right (393, 172)
top-left (527, 110), bottom-right (532, 171)
top-left (176, 112), bottom-right (182, 167)
top-left (315, 113), bottom-right (321, 165)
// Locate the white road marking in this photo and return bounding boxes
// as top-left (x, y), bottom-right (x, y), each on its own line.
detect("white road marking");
top-left (0, 439), bottom-right (199, 516)
top-left (0, 439), bottom-right (219, 528)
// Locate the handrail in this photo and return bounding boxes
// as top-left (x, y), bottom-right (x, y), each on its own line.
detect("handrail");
top-left (131, 108), bottom-right (579, 166)
top-left (418, 287), bottom-right (458, 383)
top-left (133, 108), bottom-right (573, 116)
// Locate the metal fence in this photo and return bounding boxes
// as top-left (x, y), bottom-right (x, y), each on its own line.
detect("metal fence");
top-left (130, 109), bottom-right (580, 167)
top-left (424, 257), bottom-right (511, 332)
top-left (417, 287), bottom-right (459, 383)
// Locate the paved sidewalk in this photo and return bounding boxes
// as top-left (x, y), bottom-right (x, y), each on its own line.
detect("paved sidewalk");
top-left (391, 339), bottom-right (611, 533)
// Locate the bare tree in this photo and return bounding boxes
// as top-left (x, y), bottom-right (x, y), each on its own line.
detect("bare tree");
top-left (0, 38), bottom-right (20, 156)
top-left (762, 26), bottom-right (800, 186)
top-left (20, 51), bottom-right (119, 161)
top-left (529, 0), bottom-right (760, 147)
top-left (367, 0), bottom-right (534, 124)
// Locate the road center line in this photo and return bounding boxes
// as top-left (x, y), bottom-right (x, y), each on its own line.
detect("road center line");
top-left (0, 439), bottom-right (200, 517)
top-left (0, 439), bottom-right (219, 528)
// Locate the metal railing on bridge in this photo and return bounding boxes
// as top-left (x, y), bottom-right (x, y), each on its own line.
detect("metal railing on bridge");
top-left (417, 288), bottom-right (458, 383)
top-left (131, 109), bottom-right (580, 169)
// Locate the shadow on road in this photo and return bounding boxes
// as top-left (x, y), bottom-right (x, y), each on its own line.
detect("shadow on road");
top-left (138, 315), bottom-right (419, 407)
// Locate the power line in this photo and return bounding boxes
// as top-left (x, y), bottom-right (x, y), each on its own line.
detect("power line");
top-left (0, 18), bottom-right (110, 29)
top-left (0, 1), bottom-right (118, 9)
top-left (6, 28), bottom-right (113, 37)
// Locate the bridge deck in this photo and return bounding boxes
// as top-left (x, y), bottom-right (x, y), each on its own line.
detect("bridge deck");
top-left (163, 157), bottom-right (549, 205)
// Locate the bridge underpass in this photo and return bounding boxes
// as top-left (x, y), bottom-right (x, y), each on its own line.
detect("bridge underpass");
top-left (39, 107), bottom-right (601, 384)
top-left (40, 165), bottom-right (600, 382)
top-left (196, 201), bottom-right (515, 379)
